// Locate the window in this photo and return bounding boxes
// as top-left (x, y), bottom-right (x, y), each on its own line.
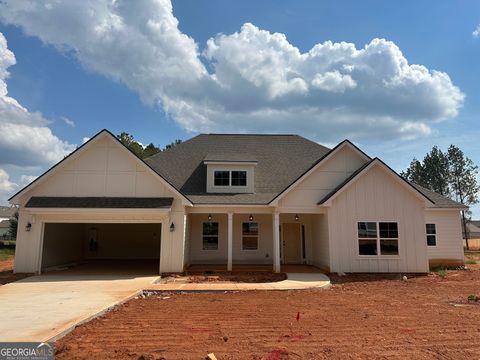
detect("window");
top-left (231, 171), bottom-right (247, 186)
top-left (242, 222), bottom-right (258, 250)
top-left (214, 171), bottom-right (230, 186)
top-left (426, 223), bottom-right (437, 246)
top-left (357, 222), bottom-right (399, 256)
top-left (379, 222), bottom-right (399, 255)
top-left (358, 222), bottom-right (378, 255)
top-left (203, 222), bottom-right (219, 250)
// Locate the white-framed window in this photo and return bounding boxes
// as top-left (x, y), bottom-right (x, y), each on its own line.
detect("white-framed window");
top-left (357, 221), bottom-right (399, 256)
top-left (231, 171), bottom-right (247, 186)
top-left (214, 171), bottom-right (230, 186)
top-left (426, 223), bottom-right (437, 246)
top-left (202, 222), bottom-right (219, 250)
top-left (213, 170), bottom-right (247, 187)
top-left (242, 222), bottom-right (258, 250)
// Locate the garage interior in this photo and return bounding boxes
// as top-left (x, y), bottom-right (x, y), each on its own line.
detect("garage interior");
top-left (40, 223), bottom-right (162, 273)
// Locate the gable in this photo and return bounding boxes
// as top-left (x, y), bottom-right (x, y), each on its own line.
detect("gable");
top-left (10, 131), bottom-right (190, 209)
top-left (277, 143), bottom-right (370, 210)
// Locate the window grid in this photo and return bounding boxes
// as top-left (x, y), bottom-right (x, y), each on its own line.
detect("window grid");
top-left (426, 223), bottom-right (437, 246)
top-left (202, 222), bottom-right (219, 250)
top-left (242, 222), bottom-right (258, 250)
top-left (358, 221), bottom-right (399, 256)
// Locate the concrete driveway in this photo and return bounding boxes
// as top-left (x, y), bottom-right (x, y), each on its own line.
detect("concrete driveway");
top-left (0, 261), bottom-right (158, 342)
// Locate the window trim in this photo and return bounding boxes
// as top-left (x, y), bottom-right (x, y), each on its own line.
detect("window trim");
top-left (212, 170), bottom-right (248, 188)
top-left (213, 171), bottom-right (230, 187)
top-left (231, 170), bottom-right (247, 187)
top-left (202, 221), bottom-right (219, 251)
top-left (357, 221), bottom-right (400, 258)
top-left (426, 223), bottom-right (437, 247)
top-left (241, 221), bottom-right (259, 251)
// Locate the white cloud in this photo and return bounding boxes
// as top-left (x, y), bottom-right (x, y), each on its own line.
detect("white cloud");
top-left (473, 25), bottom-right (480, 38)
top-left (0, 32), bottom-right (75, 167)
top-left (0, 168), bottom-right (17, 201)
top-left (0, 0), bottom-right (465, 143)
top-left (20, 174), bottom-right (37, 186)
top-left (82, 137), bottom-right (90, 144)
top-left (61, 116), bottom-right (75, 127)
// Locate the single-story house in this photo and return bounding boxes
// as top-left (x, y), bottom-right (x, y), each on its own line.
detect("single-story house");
top-left (9, 130), bottom-right (466, 274)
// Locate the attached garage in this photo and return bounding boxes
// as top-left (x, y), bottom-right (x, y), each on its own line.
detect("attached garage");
top-left (40, 222), bottom-right (162, 271)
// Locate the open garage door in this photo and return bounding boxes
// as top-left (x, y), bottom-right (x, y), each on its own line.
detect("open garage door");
top-left (40, 223), bottom-right (162, 271)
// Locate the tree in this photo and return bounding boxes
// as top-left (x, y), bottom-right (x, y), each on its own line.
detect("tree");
top-left (400, 146), bottom-right (450, 196)
top-left (402, 145), bottom-right (479, 250)
top-left (447, 145), bottom-right (480, 250)
top-left (164, 139), bottom-right (182, 151)
top-left (117, 133), bottom-right (161, 159)
top-left (8, 211), bottom-right (18, 240)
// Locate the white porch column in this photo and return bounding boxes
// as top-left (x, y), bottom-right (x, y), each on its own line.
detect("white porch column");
top-left (227, 212), bottom-right (233, 271)
top-left (273, 212), bottom-right (281, 273)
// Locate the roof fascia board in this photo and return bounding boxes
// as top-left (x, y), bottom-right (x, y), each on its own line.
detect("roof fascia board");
top-left (269, 140), bottom-right (371, 206)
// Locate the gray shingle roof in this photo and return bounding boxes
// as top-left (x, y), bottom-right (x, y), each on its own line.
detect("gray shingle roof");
top-left (145, 134), bottom-right (330, 204)
top-left (25, 197), bottom-right (173, 209)
top-left (204, 153), bottom-right (257, 163)
top-left (410, 184), bottom-right (467, 209)
top-left (0, 219), bottom-right (10, 228)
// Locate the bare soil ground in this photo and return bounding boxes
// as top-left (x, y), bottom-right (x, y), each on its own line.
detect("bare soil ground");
top-left (55, 264), bottom-right (480, 359)
top-left (161, 272), bottom-right (287, 284)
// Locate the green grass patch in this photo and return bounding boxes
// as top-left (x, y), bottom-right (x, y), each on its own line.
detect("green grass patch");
top-left (465, 259), bottom-right (477, 264)
top-left (0, 248), bottom-right (15, 261)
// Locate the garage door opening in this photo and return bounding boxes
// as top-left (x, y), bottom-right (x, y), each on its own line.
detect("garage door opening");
top-left (40, 223), bottom-right (162, 274)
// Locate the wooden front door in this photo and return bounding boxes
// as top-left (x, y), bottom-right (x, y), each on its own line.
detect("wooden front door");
top-left (282, 223), bottom-right (302, 264)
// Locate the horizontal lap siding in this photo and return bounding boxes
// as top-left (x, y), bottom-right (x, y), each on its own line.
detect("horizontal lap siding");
top-left (425, 210), bottom-right (464, 261)
top-left (328, 165), bottom-right (429, 273)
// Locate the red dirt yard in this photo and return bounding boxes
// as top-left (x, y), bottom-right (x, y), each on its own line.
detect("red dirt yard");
top-left (56, 265), bottom-right (480, 359)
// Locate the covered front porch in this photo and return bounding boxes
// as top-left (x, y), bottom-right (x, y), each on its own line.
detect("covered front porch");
top-left (184, 208), bottom-right (330, 273)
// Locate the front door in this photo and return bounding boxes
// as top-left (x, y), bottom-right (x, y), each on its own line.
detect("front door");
top-left (282, 223), bottom-right (302, 264)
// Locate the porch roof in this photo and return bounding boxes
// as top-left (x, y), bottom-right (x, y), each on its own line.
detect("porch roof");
top-left (25, 196), bottom-right (174, 209)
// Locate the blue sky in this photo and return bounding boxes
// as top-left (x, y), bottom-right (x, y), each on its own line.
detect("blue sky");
top-left (0, 0), bottom-right (479, 215)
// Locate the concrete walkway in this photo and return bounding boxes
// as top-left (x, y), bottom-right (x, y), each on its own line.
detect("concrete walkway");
top-left (147, 272), bottom-right (331, 291)
top-left (0, 268), bottom-right (158, 342)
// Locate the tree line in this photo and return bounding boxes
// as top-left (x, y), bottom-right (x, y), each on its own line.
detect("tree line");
top-left (401, 145), bottom-right (479, 249)
top-left (116, 132), bottom-right (182, 159)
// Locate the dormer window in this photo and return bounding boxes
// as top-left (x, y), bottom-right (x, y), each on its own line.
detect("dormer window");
top-left (214, 171), bottom-right (230, 186)
top-left (204, 154), bottom-right (256, 193)
top-left (213, 170), bottom-right (247, 187)
top-left (231, 171), bottom-right (247, 186)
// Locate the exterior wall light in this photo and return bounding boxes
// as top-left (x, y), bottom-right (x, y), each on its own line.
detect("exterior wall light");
top-left (295, 214), bottom-right (299, 221)
top-left (249, 214), bottom-right (253, 221)
top-left (208, 214), bottom-right (212, 222)
top-left (25, 222), bottom-right (32, 232)
top-left (169, 222), bottom-right (175, 232)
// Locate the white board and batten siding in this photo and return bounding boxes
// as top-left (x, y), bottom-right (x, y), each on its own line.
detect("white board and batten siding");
top-left (327, 164), bottom-right (429, 273)
top-left (425, 210), bottom-right (464, 262)
top-left (13, 133), bottom-right (187, 273)
top-left (278, 145), bottom-right (368, 210)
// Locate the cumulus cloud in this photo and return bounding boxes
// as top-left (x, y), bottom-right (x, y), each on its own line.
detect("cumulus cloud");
top-left (0, 0), bottom-right (465, 142)
top-left (20, 174), bottom-right (37, 187)
top-left (0, 168), bottom-right (17, 201)
top-left (0, 33), bottom-right (75, 167)
top-left (473, 25), bottom-right (480, 38)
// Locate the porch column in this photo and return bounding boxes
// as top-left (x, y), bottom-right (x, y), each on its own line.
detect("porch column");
top-left (227, 212), bottom-right (233, 271)
top-left (273, 212), bottom-right (281, 273)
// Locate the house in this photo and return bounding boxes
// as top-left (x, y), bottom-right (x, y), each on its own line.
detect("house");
top-left (465, 220), bottom-right (480, 249)
top-left (9, 130), bottom-right (466, 274)
top-left (0, 206), bottom-right (16, 222)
